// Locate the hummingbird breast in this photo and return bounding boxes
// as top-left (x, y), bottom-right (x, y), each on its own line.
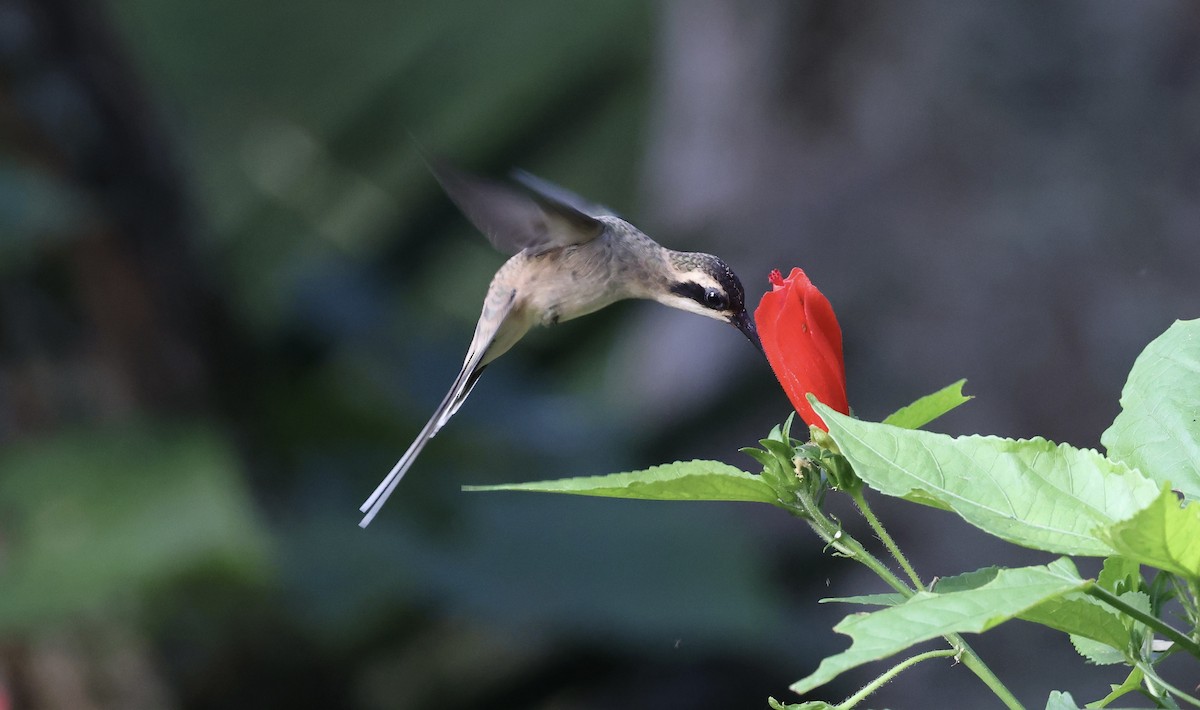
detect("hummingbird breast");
top-left (524, 248), bottom-right (619, 326)
top-left (523, 227), bottom-right (660, 327)
top-left (473, 221), bottom-right (668, 367)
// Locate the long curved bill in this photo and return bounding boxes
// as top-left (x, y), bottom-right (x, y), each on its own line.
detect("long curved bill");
top-left (731, 310), bottom-right (763, 353)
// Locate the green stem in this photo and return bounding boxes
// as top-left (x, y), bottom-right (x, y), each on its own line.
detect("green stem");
top-left (1091, 666), bottom-right (1143, 708)
top-left (803, 517), bottom-right (912, 596)
top-left (850, 488), bottom-right (924, 590)
top-left (836, 649), bottom-right (957, 709)
top-left (1184, 578), bottom-right (1200, 633)
top-left (790, 494), bottom-right (913, 597)
top-left (951, 636), bottom-right (1025, 710)
top-left (1085, 583), bottom-right (1200, 659)
top-left (1136, 660), bottom-right (1200, 707)
top-left (787, 493), bottom-right (1025, 710)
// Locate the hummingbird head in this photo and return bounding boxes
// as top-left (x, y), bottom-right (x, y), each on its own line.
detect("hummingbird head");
top-left (660, 252), bottom-right (762, 353)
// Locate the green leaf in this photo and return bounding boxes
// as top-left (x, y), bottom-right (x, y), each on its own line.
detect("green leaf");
top-left (931, 566), bottom-right (1002, 593)
top-left (767, 414), bottom-right (801, 445)
top-left (463, 460), bottom-right (778, 504)
top-left (1045, 690), bottom-right (1082, 710)
top-left (768, 698), bottom-right (829, 710)
top-left (933, 565), bottom-right (1132, 652)
top-left (790, 559), bottom-right (1087, 694)
top-left (1020, 592), bottom-right (1131, 651)
top-left (761, 439), bottom-right (797, 465)
top-left (740, 447), bottom-right (775, 469)
top-left (1070, 634), bottom-right (1126, 665)
top-left (815, 403), bottom-right (1160, 556)
top-left (0, 423), bottom-right (270, 632)
top-left (1101, 319), bottom-right (1200, 501)
top-left (1090, 667), bottom-right (1144, 708)
top-left (1096, 556), bottom-right (1142, 596)
top-left (1100, 486), bottom-right (1200, 580)
top-left (882, 379), bottom-right (973, 430)
top-left (819, 593), bottom-right (905, 607)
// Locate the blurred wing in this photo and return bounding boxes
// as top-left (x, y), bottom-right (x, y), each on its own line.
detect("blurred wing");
top-left (511, 169), bottom-right (619, 218)
top-left (430, 160), bottom-right (603, 256)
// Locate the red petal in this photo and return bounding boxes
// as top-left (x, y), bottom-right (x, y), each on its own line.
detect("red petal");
top-left (753, 267), bottom-right (849, 431)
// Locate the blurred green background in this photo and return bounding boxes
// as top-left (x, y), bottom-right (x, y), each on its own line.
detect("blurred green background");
top-left (2, 1), bottom-right (1198, 708)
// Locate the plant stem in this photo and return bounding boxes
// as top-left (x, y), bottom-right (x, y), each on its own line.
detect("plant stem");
top-left (836, 649), bottom-right (957, 709)
top-left (1085, 583), bottom-right (1200, 659)
top-left (790, 493), bottom-right (913, 597)
top-left (1136, 660), bottom-right (1200, 708)
top-left (950, 635), bottom-right (1025, 710)
top-left (788, 492), bottom-right (1025, 709)
top-left (801, 517), bottom-right (912, 596)
top-left (1183, 577), bottom-right (1200, 633)
top-left (1091, 667), bottom-right (1143, 708)
top-left (850, 488), bottom-right (924, 589)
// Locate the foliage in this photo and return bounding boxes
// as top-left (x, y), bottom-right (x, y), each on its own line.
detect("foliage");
top-left (0, 423), bottom-right (270, 632)
top-left (1102, 320), bottom-right (1200, 500)
top-left (465, 459), bottom-right (778, 504)
top-left (471, 318), bottom-right (1200, 708)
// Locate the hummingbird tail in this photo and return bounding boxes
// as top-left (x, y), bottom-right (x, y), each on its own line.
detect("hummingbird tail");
top-left (358, 364), bottom-right (487, 527)
top-left (359, 289), bottom-right (515, 527)
top-left (358, 436), bottom-right (428, 527)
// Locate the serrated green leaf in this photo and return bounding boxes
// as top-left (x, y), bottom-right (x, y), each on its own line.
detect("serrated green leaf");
top-left (791, 559), bottom-right (1087, 694)
top-left (819, 593), bottom-right (905, 607)
top-left (1115, 590), bottom-right (1152, 635)
top-left (1070, 634), bottom-right (1126, 665)
top-left (932, 566), bottom-right (1002, 593)
top-left (1020, 592), bottom-right (1130, 650)
top-left (1101, 319), bottom-right (1200, 501)
top-left (933, 564), bottom-right (1132, 651)
top-left (882, 379), bottom-right (973, 430)
top-left (815, 403), bottom-right (1160, 556)
top-left (1100, 486), bottom-right (1200, 580)
top-left (463, 460), bottom-right (778, 504)
top-left (1097, 555), bottom-right (1142, 596)
top-left (1045, 690), bottom-right (1082, 710)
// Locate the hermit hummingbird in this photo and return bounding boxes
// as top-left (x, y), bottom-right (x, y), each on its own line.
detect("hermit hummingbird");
top-left (359, 162), bottom-right (760, 526)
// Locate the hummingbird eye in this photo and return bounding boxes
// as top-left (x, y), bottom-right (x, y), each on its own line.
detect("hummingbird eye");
top-left (703, 287), bottom-right (727, 310)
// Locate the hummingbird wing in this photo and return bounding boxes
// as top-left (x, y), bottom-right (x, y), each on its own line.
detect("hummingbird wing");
top-left (510, 169), bottom-right (619, 218)
top-left (430, 160), bottom-right (604, 256)
top-left (358, 289), bottom-right (520, 527)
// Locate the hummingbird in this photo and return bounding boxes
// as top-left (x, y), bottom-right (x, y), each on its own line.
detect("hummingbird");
top-left (359, 162), bottom-right (762, 527)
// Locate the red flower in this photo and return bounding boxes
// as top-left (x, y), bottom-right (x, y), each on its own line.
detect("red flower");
top-left (755, 267), bottom-right (849, 431)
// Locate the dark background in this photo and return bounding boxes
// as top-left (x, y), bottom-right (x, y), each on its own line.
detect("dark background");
top-left (1, 1), bottom-right (1198, 708)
